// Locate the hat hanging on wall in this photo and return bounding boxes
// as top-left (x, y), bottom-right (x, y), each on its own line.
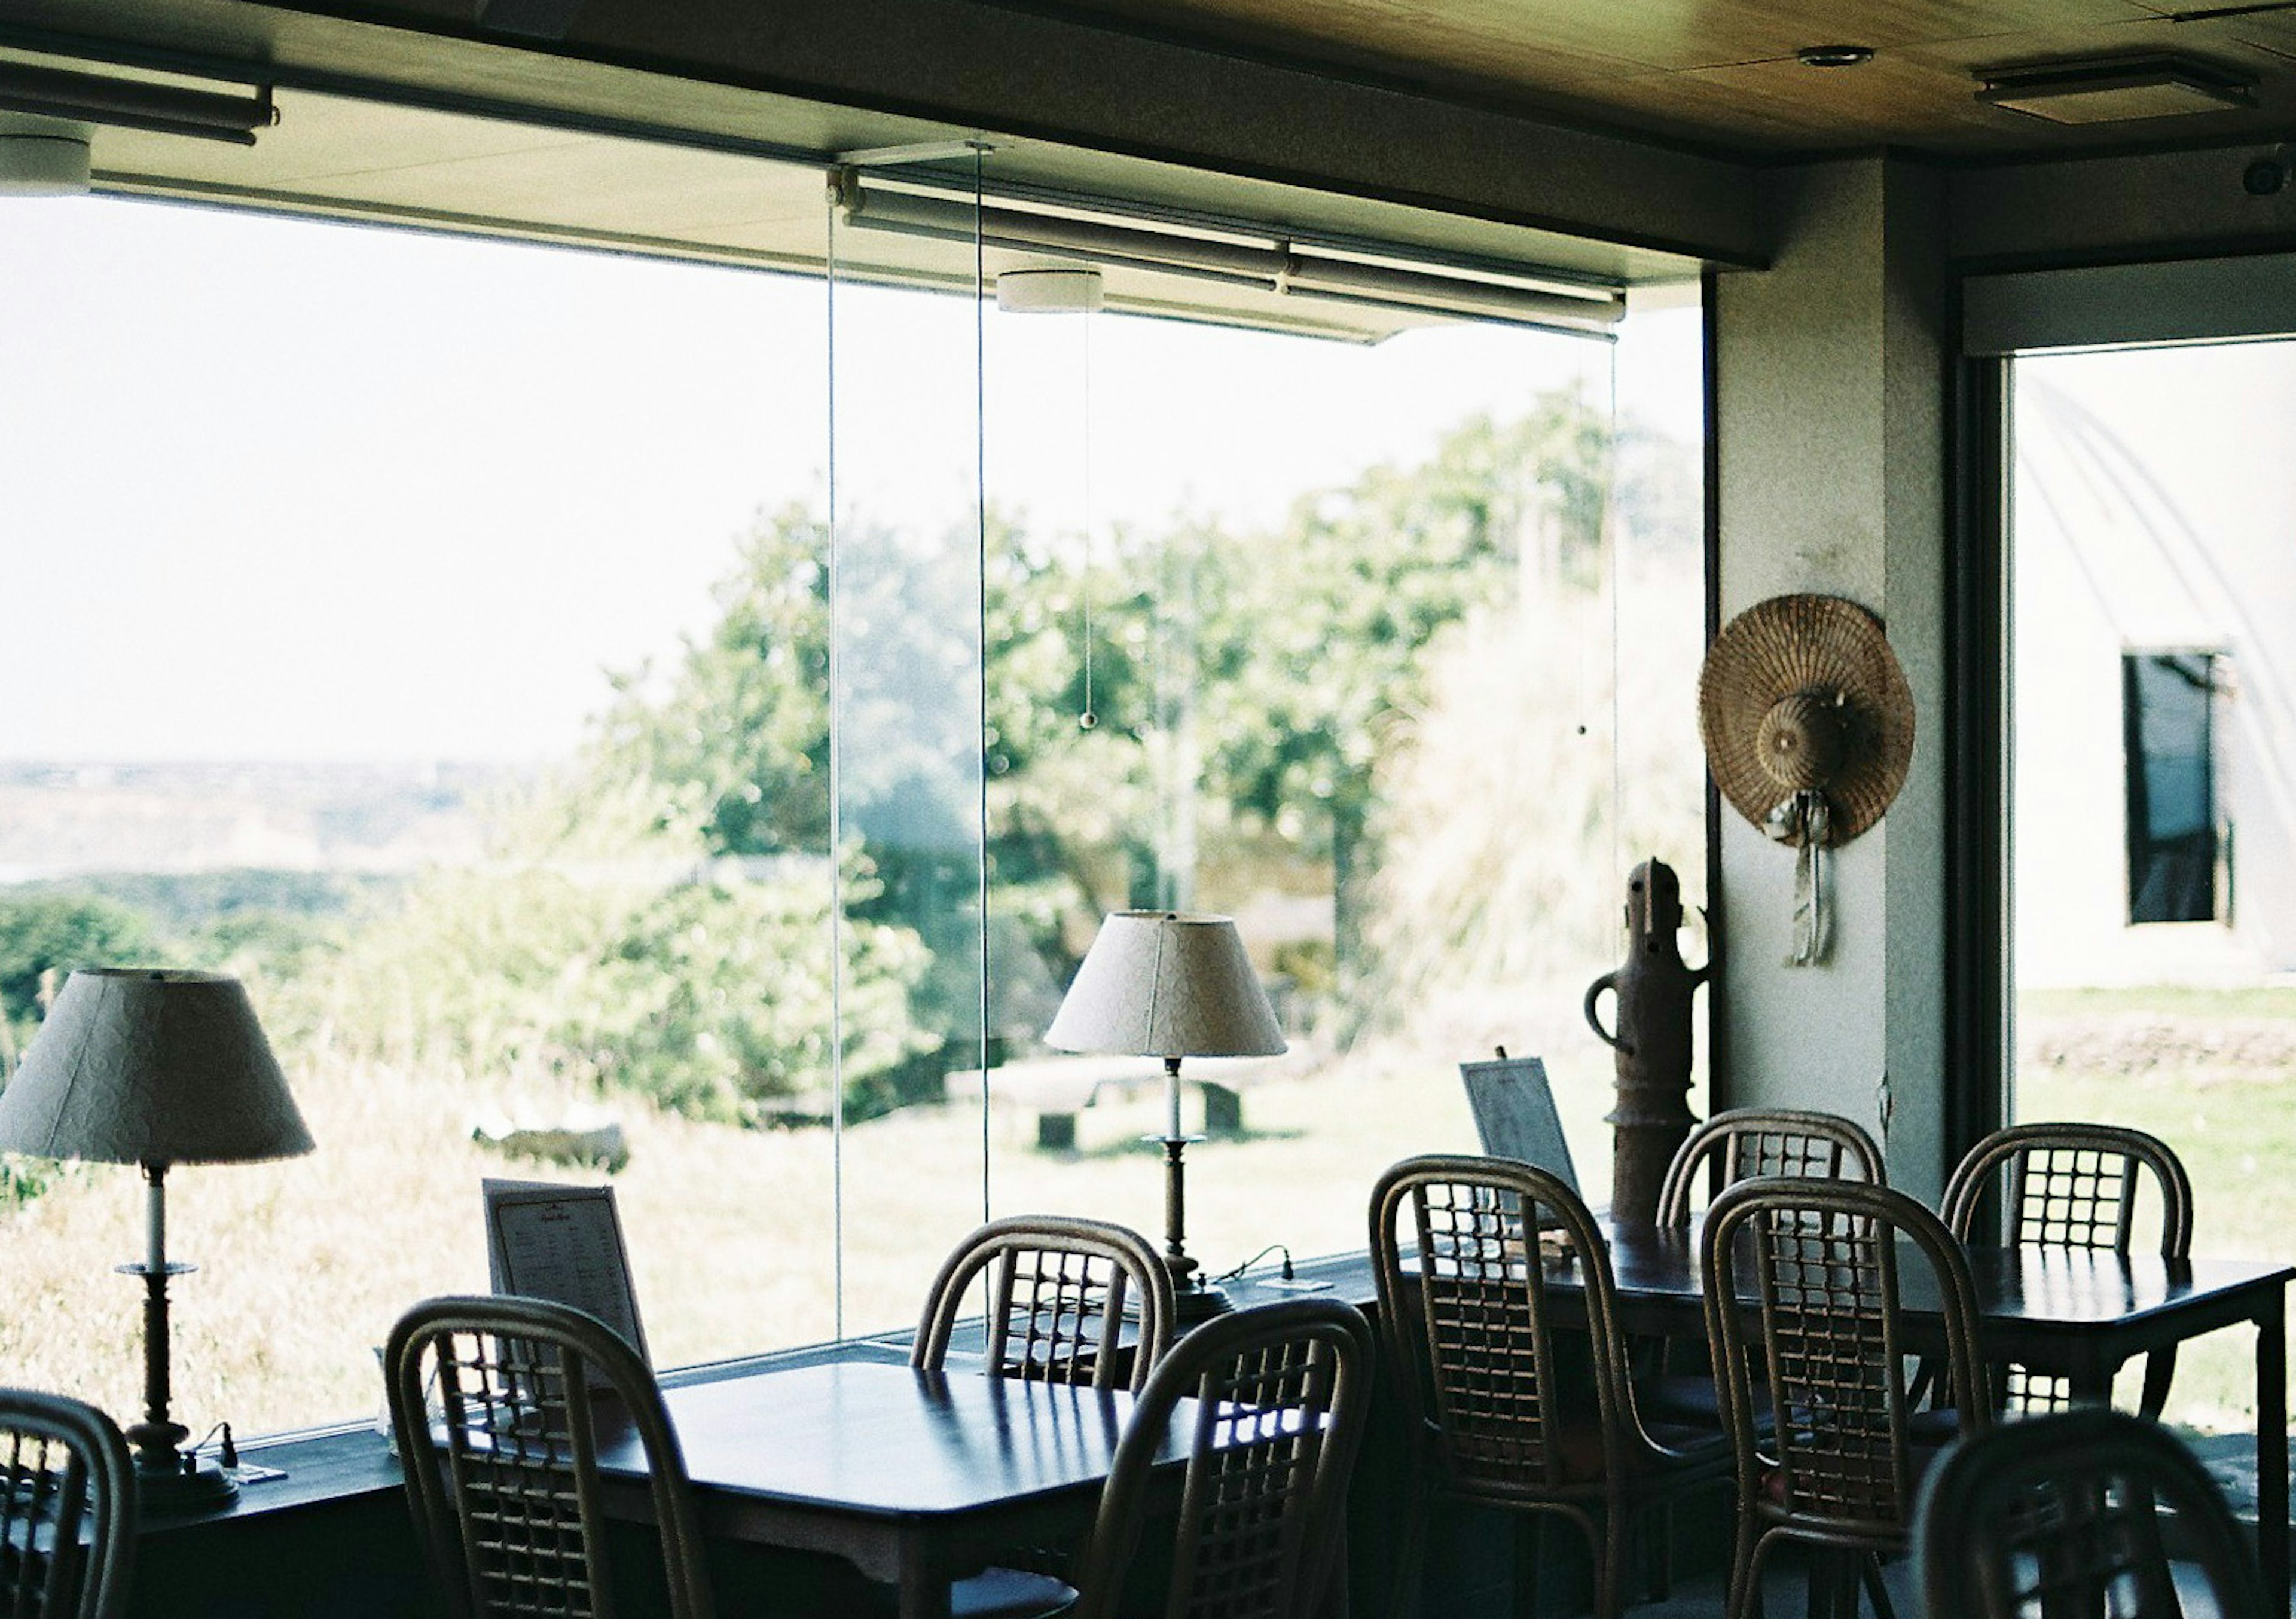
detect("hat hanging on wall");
top-left (1698, 594), bottom-right (1915, 966)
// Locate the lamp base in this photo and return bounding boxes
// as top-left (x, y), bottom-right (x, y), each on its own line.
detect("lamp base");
top-left (135, 1456), bottom-right (239, 1518)
top-left (1170, 1276), bottom-right (1233, 1326)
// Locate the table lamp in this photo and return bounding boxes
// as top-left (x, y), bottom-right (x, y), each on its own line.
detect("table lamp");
top-left (1045, 911), bottom-right (1284, 1321)
top-left (0, 967), bottom-right (313, 1513)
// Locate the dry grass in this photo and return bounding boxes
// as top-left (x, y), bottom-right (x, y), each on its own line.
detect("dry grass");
top-left (10, 991), bottom-right (2280, 1449)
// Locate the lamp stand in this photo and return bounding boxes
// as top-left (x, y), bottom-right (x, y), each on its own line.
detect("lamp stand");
top-left (118, 1163), bottom-right (237, 1515)
top-left (1154, 1057), bottom-right (1231, 1325)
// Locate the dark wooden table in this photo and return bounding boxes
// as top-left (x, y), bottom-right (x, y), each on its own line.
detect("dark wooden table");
top-left (591, 1358), bottom-right (1168, 1619)
top-left (1570, 1223), bottom-right (2295, 1594)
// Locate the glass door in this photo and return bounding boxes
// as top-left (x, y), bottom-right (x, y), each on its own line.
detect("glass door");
top-left (2007, 338), bottom-right (2296, 1435)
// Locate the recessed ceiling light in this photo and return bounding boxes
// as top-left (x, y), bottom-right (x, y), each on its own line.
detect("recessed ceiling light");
top-left (1976, 54), bottom-right (2254, 123)
top-left (1798, 45), bottom-right (1875, 69)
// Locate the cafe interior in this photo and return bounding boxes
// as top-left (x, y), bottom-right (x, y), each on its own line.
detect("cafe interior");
top-left (3, 0), bottom-right (2296, 1615)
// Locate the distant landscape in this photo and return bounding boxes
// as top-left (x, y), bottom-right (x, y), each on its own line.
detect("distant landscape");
top-left (0, 760), bottom-right (505, 885)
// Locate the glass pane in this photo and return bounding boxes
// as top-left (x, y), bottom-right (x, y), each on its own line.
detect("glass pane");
top-left (2010, 340), bottom-right (2296, 1437)
top-left (825, 158), bottom-right (991, 1337)
top-left (979, 284), bottom-right (1709, 1270)
top-left (0, 175), bottom-right (836, 1434)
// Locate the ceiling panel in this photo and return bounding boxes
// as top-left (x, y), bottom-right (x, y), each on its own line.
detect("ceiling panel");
top-left (992, 0), bottom-right (2296, 155)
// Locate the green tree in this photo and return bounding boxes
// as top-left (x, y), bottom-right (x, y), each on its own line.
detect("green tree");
top-left (0, 892), bottom-right (163, 1041)
top-left (590, 502), bottom-right (832, 860)
top-left (307, 778), bottom-right (930, 1122)
top-left (1195, 394), bottom-right (1613, 975)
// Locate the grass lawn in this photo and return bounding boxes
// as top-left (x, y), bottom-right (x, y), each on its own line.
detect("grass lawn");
top-left (2017, 990), bottom-right (2296, 1433)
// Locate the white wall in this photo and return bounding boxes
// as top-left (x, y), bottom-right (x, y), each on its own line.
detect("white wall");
top-left (1711, 157), bottom-right (1951, 1196)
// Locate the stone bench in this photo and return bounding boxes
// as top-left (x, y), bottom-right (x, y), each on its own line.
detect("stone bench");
top-left (945, 1053), bottom-right (1272, 1150)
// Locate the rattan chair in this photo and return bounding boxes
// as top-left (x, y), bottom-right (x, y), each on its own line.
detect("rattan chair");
top-left (1371, 1154), bottom-right (1733, 1619)
top-left (913, 1214), bottom-right (1175, 1392)
top-left (1645, 1108), bottom-right (1890, 1429)
top-left (0, 1387), bottom-right (137, 1619)
top-left (1657, 1108), bottom-right (1887, 1228)
top-left (1702, 1177), bottom-right (1989, 1619)
top-left (1914, 1406), bottom-right (2267, 1619)
top-left (1066, 1297), bottom-right (1375, 1619)
top-left (386, 1294), bottom-right (716, 1619)
top-left (1943, 1122), bottom-right (2194, 1417)
top-left (911, 1216), bottom-right (1175, 1619)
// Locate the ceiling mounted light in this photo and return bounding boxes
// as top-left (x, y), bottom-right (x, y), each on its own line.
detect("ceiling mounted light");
top-left (0, 61), bottom-right (274, 146)
top-left (1798, 45), bottom-right (1874, 69)
top-left (996, 267), bottom-right (1105, 314)
top-left (1977, 54), bottom-right (2253, 124)
top-left (0, 118), bottom-right (90, 197)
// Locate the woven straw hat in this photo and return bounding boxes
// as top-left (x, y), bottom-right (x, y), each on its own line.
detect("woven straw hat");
top-left (1698, 594), bottom-right (1915, 846)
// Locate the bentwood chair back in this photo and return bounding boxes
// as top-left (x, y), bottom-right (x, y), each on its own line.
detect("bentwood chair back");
top-left (0, 1387), bottom-right (136, 1619)
top-left (1702, 1178), bottom-right (1989, 1619)
top-left (1914, 1406), bottom-right (2267, 1619)
top-left (1371, 1154), bottom-right (1730, 1619)
top-left (1942, 1122), bottom-right (2193, 1416)
top-left (386, 1294), bottom-right (716, 1619)
top-left (912, 1216), bottom-right (1174, 1619)
top-left (1657, 1107), bottom-right (1886, 1228)
top-left (1067, 1298), bottom-right (1373, 1619)
top-left (913, 1214), bottom-right (1174, 1392)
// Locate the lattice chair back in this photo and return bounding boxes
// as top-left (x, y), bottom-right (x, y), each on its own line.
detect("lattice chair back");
top-left (1657, 1107), bottom-right (1886, 1229)
top-left (1068, 1298), bottom-right (1373, 1619)
top-left (386, 1296), bottom-right (716, 1619)
top-left (1915, 1406), bottom-right (2267, 1619)
top-left (1370, 1154), bottom-right (1638, 1499)
top-left (0, 1388), bottom-right (136, 1619)
top-left (913, 1215), bottom-right (1174, 1392)
top-left (1702, 1179), bottom-right (1988, 1558)
top-left (1942, 1123), bottom-right (2193, 1416)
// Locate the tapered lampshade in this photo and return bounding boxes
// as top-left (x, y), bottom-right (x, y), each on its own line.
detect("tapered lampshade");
top-left (1045, 911), bottom-right (1285, 1059)
top-left (0, 967), bottom-right (312, 1166)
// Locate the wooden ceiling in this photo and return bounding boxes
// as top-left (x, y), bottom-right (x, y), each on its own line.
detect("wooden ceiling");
top-left (1017, 0), bottom-right (2296, 157)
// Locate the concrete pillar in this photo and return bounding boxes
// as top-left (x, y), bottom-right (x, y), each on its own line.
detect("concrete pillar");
top-left (1710, 157), bottom-right (1950, 1198)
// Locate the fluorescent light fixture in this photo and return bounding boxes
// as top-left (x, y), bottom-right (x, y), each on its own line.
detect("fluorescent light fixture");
top-left (833, 170), bottom-right (1624, 336)
top-left (0, 61), bottom-right (274, 145)
top-left (1977, 55), bottom-right (2253, 124)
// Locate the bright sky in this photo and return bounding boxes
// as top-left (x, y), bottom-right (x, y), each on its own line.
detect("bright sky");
top-left (0, 195), bottom-right (1700, 764)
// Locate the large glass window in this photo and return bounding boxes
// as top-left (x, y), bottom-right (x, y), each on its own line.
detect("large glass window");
top-left (0, 136), bottom-right (1705, 1438)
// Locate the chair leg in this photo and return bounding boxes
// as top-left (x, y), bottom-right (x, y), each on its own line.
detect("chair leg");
top-left (1387, 1487), bottom-right (1429, 1619)
top-left (1723, 1519), bottom-right (1767, 1619)
top-left (1510, 1514), bottom-right (1541, 1619)
top-left (1858, 1553), bottom-right (1895, 1619)
top-left (1806, 1547), bottom-right (1871, 1619)
top-left (1592, 1507), bottom-right (1625, 1619)
top-left (1644, 1502), bottom-right (1674, 1600)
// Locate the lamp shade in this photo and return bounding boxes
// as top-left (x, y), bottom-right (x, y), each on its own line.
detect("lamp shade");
top-left (0, 968), bottom-right (312, 1166)
top-left (1045, 911), bottom-right (1286, 1059)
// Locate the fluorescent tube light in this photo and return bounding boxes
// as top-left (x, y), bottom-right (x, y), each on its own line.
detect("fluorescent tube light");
top-left (833, 171), bottom-right (1624, 335)
top-left (0, 62), bottom-right (273, 146)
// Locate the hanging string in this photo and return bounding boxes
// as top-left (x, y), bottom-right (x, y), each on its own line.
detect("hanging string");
top-left (1079, 306), bottom-right (1098, 731)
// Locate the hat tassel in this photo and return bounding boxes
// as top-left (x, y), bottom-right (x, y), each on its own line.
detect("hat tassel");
top-left (1764, 789), bottom-right (1832, 966)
